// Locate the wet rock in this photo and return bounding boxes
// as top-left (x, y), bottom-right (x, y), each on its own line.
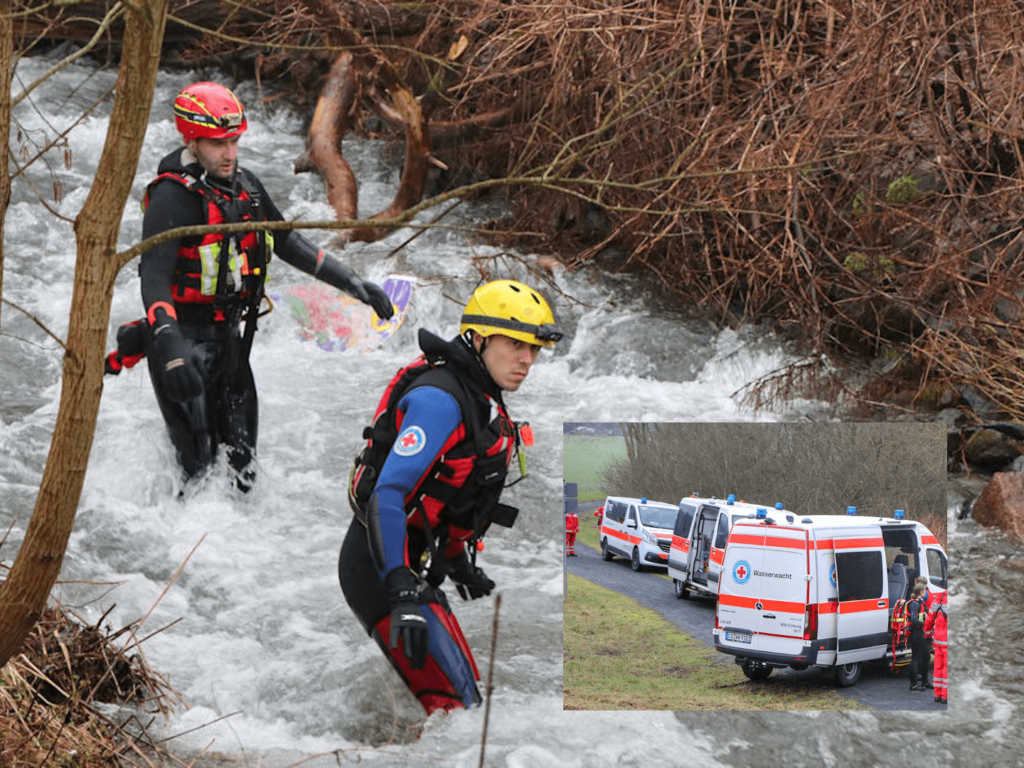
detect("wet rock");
top-left (972, 472), bottom-right (1024, 544)
top-left (963, 428), bottom-right (1024, 469)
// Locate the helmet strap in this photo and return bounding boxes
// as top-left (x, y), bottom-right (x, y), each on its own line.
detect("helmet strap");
top-left (464, 329), bottom-right (486, 356)
top-left (461, 331), bottom-right (502, 396)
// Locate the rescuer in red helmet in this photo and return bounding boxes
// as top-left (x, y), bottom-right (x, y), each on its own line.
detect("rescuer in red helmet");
top-left (138, 81), bottom-right (393, 491)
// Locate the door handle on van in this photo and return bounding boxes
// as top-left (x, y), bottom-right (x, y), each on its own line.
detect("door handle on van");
top-left (877, 600), bottom-right (886, 608)
top-left (762, 614), bottom-right (776, 619)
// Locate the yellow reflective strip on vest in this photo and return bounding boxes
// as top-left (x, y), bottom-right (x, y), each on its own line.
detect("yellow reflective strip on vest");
top-left (227, 239), bottom-right (243, 289)
top-left (197, 242), bottom-right (220, 295)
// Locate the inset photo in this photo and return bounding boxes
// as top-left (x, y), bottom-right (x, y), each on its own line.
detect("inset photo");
top-left (563, 422), bottom-right (948, 711)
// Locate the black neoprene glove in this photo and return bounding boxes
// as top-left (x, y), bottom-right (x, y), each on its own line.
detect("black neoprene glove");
top-left (448, 551), bottom-right (495, 601)
top-left (150, 316), bottom-right (203, 403)
top-left (362, 280), bottom-right (394, 320)
top-left (384, 567), bottom-right (429, 669)
top-left (314, 257), bottom-right (394, 320)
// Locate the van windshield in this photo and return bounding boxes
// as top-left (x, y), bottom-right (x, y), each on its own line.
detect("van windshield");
top-left (639, 504), bottom-right (677, 529)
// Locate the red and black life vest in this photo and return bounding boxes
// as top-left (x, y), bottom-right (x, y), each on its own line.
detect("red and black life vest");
top-left (143, 162), bottom-right (273, 322)
top-left (349, 334), bottom-right (520, 554)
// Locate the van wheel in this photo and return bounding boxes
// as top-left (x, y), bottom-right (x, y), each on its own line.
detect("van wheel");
top-left (631, 548), bottom-right (644, 572)
top-left (834, 662), bottom-right (862, 687)
top-left (674, 579), bottom-right (690, 599)
top-left (601, 538), bottom-right (613, 561)
top-left (741, 661), bottom-right (772, 681)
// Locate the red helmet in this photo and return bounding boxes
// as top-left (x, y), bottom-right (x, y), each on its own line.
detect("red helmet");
top-left (173, 82), bottom-right (247, 140)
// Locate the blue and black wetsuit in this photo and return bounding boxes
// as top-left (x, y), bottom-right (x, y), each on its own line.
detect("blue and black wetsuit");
top-left (339, 329), bottom-right (517, 715)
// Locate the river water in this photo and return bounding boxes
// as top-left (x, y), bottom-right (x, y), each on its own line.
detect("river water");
top-left (0, 56), bottom-right (1017, 767)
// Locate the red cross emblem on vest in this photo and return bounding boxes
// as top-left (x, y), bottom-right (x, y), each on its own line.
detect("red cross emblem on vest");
top-left (394, 425), bottom-right (426, 456)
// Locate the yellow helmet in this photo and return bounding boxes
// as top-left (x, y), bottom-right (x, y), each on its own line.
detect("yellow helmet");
top-left (460, 280), bottom-right (563, 347)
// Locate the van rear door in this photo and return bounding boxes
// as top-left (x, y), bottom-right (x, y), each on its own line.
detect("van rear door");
top-left (668, 501), bottom-right (697, 582)
top-left (718, 523), bottom-right (811, 657)
top-left (830, 525), bottom-right (889, 664)
top-left (690, 504), bottom-right (720, 585)
top-left (708, 511), bottom-right (735, 587)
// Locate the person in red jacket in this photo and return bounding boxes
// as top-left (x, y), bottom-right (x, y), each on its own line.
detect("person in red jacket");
top-left (594, 505), bottom-right (604, 527)
top-left (923, 590), bottom-right (948, 704)
top-left (565, 512), bottom-right (579, 556)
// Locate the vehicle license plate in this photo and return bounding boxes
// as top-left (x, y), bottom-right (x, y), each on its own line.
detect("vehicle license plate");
top-left (726, 631), bottom-right (752, 644)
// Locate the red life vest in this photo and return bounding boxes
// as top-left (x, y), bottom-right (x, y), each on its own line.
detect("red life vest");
top-left (349, 348), bottom-right (519, 553)
top-left (143, 166), bottom-right (272, 319)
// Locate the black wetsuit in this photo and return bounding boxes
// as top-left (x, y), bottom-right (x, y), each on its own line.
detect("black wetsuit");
top-left (140, 147), bottom-right (349, 485)
top-left (907, 596), bottom-right (930, 688)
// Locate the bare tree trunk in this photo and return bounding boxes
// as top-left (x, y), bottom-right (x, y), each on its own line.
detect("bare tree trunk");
top-left (0, 6), bottom-right (11, 332)
top-left (0, 0), bottom-right (169, 669)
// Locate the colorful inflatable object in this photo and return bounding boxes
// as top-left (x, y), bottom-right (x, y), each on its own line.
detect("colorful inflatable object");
top-left (270, 275), bottom-right (413, 352)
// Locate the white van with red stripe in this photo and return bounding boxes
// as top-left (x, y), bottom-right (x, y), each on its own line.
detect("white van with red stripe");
top-left (667, 494), bottom-right (789, 600)
top-left (714, 507), bottom-right (947, 686)
top-left (599, 496), bottom-right (679, 571)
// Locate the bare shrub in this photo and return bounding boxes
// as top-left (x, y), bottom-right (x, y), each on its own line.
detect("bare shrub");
top-left (154, 1), bottom-right (1024, 415)
top-left (605, 423), bottom-right (946, 546)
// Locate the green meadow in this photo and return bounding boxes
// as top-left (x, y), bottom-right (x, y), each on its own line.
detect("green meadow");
top-left (563, 434), bottom-right (626, 503)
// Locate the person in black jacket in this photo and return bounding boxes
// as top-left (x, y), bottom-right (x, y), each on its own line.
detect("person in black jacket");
top-left (907, 584), bottom-right (930, 691)
top-left (139, 81), bottom-right (392, 490)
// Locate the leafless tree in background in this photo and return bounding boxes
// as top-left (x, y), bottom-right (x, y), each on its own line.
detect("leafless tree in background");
top-left (608, 422), bottom-right (946, 545)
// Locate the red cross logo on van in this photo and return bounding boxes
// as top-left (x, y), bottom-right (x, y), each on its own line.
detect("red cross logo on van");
top-left (733, 559), bottom-right (752, 585)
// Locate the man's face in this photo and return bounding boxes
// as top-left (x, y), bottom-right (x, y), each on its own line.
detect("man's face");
top-left (190, 136), bottom-right (240, 179)
top-left (474, 332), bottom-right (541, 392)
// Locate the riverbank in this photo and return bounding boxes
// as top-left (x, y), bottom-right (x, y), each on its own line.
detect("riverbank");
top-left (0, 602), bottom-right (177, 766)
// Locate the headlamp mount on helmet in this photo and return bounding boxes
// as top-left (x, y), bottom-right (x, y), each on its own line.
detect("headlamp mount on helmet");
top-left (459, 313), bottom-right (564, 344)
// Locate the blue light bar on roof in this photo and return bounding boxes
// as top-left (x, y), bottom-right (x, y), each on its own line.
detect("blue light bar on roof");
top-left (756, 508), bottom-right (767, 518)
top-left (894, 509), bottom-right (905, 519)
top-left (846, 506), bottom-right (857, 515)
top-left (727, 494), bottom-right (736, 505)
top-left (775, 502), bottom-right (783, 509)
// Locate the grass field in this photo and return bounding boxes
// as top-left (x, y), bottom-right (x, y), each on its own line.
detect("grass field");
top-left (563, 435), bottom-right (626, 502)
top-left (563, 572), bottom-right (868, 711)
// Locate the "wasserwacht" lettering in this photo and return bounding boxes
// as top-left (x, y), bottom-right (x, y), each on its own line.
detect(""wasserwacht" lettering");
top-left (753, 570), bottom-right (792, 579)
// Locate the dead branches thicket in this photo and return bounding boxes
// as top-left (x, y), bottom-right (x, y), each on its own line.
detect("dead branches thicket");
top-left (169, 1), bottom-right (1024, 418)
top-left (0, 603), bottom-right (180, 767)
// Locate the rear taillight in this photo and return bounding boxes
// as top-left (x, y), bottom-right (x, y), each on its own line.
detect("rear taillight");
top-left (715, 601), bottom-right (720, 630)
top-left (803, 604), bottom-right (818, 640)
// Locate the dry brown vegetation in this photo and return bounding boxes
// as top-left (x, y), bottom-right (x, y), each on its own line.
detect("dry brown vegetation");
top-left (0, 600), bottom-right (181, 767)
top-left (22, 0), bottom-right (1024, 419)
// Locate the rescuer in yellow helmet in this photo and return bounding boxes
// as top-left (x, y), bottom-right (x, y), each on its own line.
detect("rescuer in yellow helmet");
top-left (339, 279), bottom-right (562, 715)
